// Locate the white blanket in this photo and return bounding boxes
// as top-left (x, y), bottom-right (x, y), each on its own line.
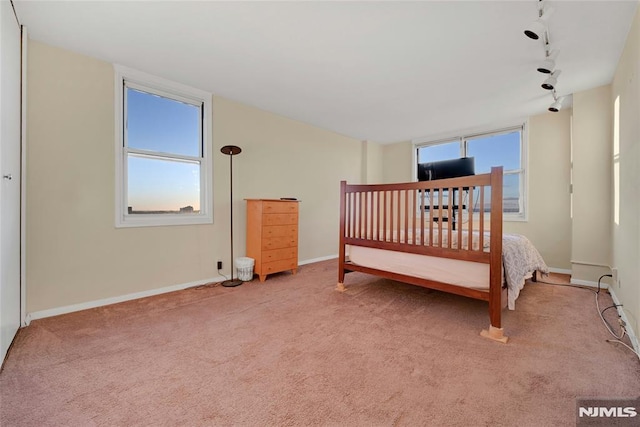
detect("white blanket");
top-left (502, 233), bottom-right (549, 309)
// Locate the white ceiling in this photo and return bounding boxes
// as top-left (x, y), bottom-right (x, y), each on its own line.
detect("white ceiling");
top-left (13, 0), bottom-right (639, 143)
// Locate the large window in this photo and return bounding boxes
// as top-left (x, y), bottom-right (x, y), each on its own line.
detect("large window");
top-left (416, 126), bottom-right (526, 219)
top-left (115, 66), bottom-right (212, 227)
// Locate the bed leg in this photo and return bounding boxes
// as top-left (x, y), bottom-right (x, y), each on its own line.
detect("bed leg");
top-left (336, 282), bottom-right (346, 292)
top-left (480, 325), bottom-right (509, 344)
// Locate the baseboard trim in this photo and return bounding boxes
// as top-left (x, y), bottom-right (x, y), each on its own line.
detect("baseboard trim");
top-left (548, 267), bottom-right (572, 275)
top-left (25, 256), bottom-right (341, 324)
top-left (607, 287), bottom-right (639, 354)
top-left (570, 278), bottom-right (608, 289)
top-left (299, 254), bottom-right (338, 265)
top-left (25, 275), bottom-right (226, 325)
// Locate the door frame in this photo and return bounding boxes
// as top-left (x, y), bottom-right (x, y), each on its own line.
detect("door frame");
top-left (20, 25), bottom-right (27, 327)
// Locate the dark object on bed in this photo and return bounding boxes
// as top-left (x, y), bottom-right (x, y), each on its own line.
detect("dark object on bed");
top-left (418, 157), bottom-right (475, 182)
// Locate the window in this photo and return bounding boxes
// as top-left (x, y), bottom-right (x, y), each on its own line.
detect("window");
top-left (415, 125), bottom-right (526, 219)
top-left (115, 65), bottom-right (212, 227)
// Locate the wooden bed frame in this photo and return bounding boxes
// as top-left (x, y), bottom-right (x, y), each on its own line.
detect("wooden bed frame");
top-left (337, 167), bottom-right (509, 343)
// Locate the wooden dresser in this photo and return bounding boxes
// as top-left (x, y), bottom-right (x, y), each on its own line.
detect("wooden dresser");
top-left (245, 199), bottom-right (299, 282)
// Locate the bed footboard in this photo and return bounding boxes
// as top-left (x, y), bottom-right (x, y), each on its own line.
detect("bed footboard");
top-left (337, 167), bottom-right (506, 341)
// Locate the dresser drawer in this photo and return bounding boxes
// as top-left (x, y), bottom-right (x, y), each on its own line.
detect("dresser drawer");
top-left (263, 213), bottom-right (297, 226)
top-left (262, 247), bottom-right (297, 263)
top-left (262, 225), bottom-right (297, 238)
top-left (262, 235), bottom-right (298, 250)
top-left (262, 201), bottom-right (299, 214)
top-left (262, 258), bottom-right (297, 274)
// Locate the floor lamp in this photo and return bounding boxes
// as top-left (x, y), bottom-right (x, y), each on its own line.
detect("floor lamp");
top-left (220, 145), bottom-right (243, 287)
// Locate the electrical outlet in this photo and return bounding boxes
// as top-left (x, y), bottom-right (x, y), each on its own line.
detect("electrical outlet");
top-left (612, 268), bottom-right (618, 286)
top-left (217, 260), bottom-right (223, 270)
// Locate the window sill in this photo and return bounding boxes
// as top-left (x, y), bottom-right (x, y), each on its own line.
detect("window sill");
top-left (504, 214), bottom-right (527, 222)
top-left (116, 214), bottom-right (213, 228)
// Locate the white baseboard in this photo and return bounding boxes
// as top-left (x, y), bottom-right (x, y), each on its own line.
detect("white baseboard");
top-left (299, 254), bottom-right (338, 265)
top-left (25, 256), bottom-right (341, 324)
top-left (570, 278), bottom-right (609, 289)
top-left (548, 267), bottom-right (572, 275)
top-left (24, 256), bottom-right (574, 327)
top-left (25, 275), bottom-right (226, 325)
top-left (607, 287), bottom-right (639, 354)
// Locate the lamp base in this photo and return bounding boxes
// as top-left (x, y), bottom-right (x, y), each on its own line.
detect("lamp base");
top-left (221, 279), bottom-right (243, 288)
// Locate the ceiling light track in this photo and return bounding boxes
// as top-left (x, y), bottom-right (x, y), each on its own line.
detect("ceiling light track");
top-left (524, 0), bottom-right (564, 113)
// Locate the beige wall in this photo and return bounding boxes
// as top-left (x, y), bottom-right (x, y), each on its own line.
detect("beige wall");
top-left (26, 41), bottom-right (363, 313)
top-left (215, 97), bottom-right (362, 264)
top-left (379, 114), bottom-right (573, 270)
top-left (381, 141), bottom-right (413, 183)
top-left (363, 141), bottom-right (384, 184)
top-left (611, 7), bottom-right (640, 339)
top-left (570, 85), bottom-right (613, 281)
top-left (506, 111), bottom-right (572, 271)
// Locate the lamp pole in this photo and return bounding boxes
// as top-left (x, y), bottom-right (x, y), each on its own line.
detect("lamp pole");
top-left (220, 145), bottom-right (243, 287)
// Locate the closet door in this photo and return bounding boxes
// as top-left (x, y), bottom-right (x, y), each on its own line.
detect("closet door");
top-left (0, 0), bottom-right (22, 364)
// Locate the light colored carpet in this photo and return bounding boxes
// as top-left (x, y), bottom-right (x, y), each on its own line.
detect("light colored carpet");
top-left (1, 260), bottom-right (638, 426)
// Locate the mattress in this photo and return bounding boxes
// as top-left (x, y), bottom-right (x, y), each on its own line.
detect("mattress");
top-left (348, 245), bottom-right (490, 290)
top-left (346, 232), bottom-right (549, 310)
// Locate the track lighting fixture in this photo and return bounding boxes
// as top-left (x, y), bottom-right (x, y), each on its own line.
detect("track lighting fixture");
top-left (541, 70), bottom-right (561, 90)
top-left (548, 92), bottom-right (563, 112)
top-left (537, 49), bottom-right (558, 74)
top-left (524, 4), bottom-right (555, 40)
top-left (525, 1), bottom-right (566, 114)
top-left (524, 18), bottom-right (546, 41)
top-left (548, 100), bottom-right (562, 112)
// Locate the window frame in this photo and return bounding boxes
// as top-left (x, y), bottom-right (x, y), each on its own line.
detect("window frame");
top-left (114, 65), bottom-right (213, 228)
top-left (413, 123), bottom-right (528, 221)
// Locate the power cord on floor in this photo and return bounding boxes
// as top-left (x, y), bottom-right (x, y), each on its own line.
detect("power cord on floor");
top-left (540, 272), bottom-right (640, 362)
top-left (606, 339), bottom-right (640, 362)
top-left (592, 275), bottom-right (626, 340)
top-left (598, 303), bottom-right (625, 340)
top-left (193, 281), bottom-right (221, 290)
top-left (536, 273), bottom-right (597, 291)
top-left (192, 269), bottom-right (229, 290)
top-left (593, 275), bottom-right (640, 361)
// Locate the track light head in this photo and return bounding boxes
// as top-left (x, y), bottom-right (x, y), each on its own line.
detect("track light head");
top-left (541, 77), bottom-right (556, 90)
top-left (524, 6), bottom-right (555, 40)
top-left (541, 70), bottom-right (561, 90)
top-left (537, 49), bottom-right (559, 74)
top-left (537, 58), bottom-right (555, 74)
top-left (549, 97), bottom-right (563, 112)
top-left (524, 19), bottom-right (547, 40)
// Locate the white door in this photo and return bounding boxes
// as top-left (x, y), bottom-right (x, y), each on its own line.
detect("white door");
top-left (0, 0), bottom-right (22, 364)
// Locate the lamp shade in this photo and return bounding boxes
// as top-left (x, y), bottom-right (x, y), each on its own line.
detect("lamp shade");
top-left (221, 145), bottom-right (242, 155)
